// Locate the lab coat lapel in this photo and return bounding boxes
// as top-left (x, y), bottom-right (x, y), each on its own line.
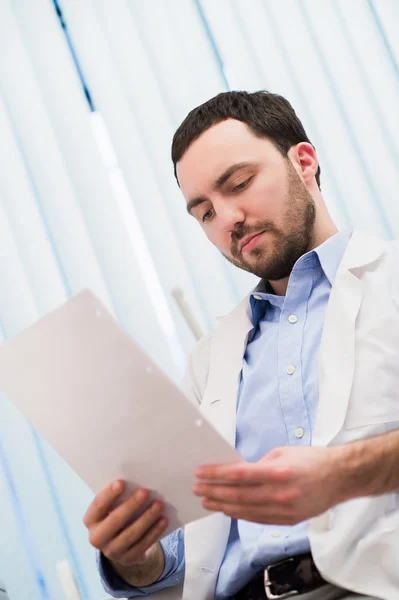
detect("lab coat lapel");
top-left (200, 295), bottom-right (254, 444)
top-left (314, 230), bottom-right (386, 445)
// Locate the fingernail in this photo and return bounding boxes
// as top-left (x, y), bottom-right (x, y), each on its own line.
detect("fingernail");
top-left (136, 489), bottom-right (148, 501)
top-left (112, 480), bottom-right (122, 493)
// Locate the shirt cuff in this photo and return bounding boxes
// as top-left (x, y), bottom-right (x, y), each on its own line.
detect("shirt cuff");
top-left (97, 528), bottom-right (185, 597)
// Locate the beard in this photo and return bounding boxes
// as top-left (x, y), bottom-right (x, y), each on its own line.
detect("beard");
top-left (223, 161), bottom-right (316, 281)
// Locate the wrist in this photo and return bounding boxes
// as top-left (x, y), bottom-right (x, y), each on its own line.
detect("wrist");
top-left (329, 442), bottom-right (366, 503)
top-left (331, 432), bottom-right (396, 503)
top-left (324, 445), bottom-right (355, 505)
top-left (111, 542), bottom-right (165, 588)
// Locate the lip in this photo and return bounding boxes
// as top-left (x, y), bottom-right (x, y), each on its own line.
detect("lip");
top-left (239, 231), bottom-right (265, 253)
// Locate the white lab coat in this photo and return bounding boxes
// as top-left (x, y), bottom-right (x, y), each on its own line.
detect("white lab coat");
top-left (153, 230), bottom-right (399, 600)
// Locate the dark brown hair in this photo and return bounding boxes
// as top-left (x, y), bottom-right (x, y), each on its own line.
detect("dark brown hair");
top-left (171, 90), bottom-right (321, 189)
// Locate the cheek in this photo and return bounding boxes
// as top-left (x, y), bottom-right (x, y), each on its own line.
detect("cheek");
top-left (250, 177), bottom-right (288, 220)
top-left (204, 225), bottom-right (232, 254)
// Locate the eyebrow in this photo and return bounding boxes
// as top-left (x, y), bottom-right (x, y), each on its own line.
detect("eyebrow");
top-left (186, 161), bottom-right (256, 215)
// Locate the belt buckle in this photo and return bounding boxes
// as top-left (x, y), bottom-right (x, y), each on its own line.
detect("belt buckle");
top-left (264, 558), bottom-right (299, 600)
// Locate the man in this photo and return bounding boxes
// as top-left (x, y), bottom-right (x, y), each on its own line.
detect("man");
top-left (84, 91), bottom-right (399, 600)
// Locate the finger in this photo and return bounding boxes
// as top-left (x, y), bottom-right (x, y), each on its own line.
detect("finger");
top-left (127, 516), bottom-right (168, 561)
top-left (193, 482), bottom-right (267, 505)
top-left (195, 461), bottom-right (263, 483)
top-left (104, 501), bottom-right (166, 560)
top-left (121, 517), bottom-right (168, 565)
top-left (195, 483), bottom-right (300, 510)
top-left (89, 489), bottom-right (151, 549)
top-left (202, 499), bottom-right (294, 524)
top-left (84, 480), bottom-right (125, 528)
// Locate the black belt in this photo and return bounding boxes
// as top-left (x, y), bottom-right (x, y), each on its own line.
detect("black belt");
top-left (230, 553), bottom-right (327, 600)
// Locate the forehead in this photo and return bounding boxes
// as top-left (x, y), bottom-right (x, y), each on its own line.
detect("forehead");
top-left (176, 119), bottom-right (278, 199)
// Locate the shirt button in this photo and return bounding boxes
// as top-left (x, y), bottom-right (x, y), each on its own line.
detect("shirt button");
top-left (286, 365), bottom-right (296, 375)
top-left (253, 294), bottom-right (263, 300)
top-left (271, 531), bottom-right (281, 538)
top-left (295, 427), bottom-right (305, 438)
top-left (288, 315), bottom-right (298, 324)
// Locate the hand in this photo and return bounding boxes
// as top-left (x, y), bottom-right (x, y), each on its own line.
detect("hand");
top-left (83, 480), bottom-right (168, 568)
top-left (193, 445), bottom-right (346, 525)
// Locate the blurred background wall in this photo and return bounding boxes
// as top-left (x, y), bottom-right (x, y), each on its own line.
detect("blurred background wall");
top-left (0, 0), bottom-right (398, 598)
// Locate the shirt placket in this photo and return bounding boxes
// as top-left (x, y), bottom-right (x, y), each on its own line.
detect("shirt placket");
top-left (276, 268), bottom-right (313, 446)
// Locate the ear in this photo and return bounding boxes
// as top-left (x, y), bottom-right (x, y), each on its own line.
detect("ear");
top-left (288, 142), bottom-right (318, 185)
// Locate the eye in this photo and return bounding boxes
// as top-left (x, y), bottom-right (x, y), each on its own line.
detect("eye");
top-left (232, 177), bottom-right (252, 192)
top-left (202, 208), bottom-right (214, 222)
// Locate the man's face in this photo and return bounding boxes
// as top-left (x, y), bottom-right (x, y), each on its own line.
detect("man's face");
top-left (177, 119), bottom-right (316, 281)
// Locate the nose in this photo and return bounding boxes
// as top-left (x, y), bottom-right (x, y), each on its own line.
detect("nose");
top-left (215, 200), bottom-right (245, 232)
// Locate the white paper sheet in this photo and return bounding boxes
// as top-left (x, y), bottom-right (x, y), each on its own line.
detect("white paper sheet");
top-left (0, 291), bottom-right (240, 534)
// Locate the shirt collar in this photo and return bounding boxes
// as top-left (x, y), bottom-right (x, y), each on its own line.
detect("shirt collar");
top-left (249, 229), bottom-right (352, 325)
top-left (253, 229), bottom-right (352, 293)
top-left (313, 229), bottom-right (352, 286)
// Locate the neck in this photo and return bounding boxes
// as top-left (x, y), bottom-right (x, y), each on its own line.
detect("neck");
top-left (268, 220), bottom-right (339, 296)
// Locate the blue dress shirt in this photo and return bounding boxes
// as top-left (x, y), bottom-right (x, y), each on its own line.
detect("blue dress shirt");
top-left (99, 230), bottom-right (351, 598)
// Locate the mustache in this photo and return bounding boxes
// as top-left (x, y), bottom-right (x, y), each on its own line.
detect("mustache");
top-left (231, 222), bottom-right (277, 256)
